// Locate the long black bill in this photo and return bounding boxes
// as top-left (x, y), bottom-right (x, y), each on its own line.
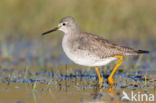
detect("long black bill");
top-left (42, 27), bottom-right (59, 36)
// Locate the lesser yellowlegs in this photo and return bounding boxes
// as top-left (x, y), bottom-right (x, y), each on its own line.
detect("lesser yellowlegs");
top-left (42, 16), bottom-right (149, 88)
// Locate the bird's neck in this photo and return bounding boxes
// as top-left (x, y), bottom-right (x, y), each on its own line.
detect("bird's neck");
top-left (63, 30), bottom-right (80, 44)
top-left (65, 29), bottom-right (80, 37)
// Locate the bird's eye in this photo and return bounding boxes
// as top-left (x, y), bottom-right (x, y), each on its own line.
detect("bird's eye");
top-left (63, 23), bottom-right (66, 26)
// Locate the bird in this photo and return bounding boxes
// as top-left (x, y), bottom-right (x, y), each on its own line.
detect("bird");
top-left (42, 16), bottom-right (149, 89)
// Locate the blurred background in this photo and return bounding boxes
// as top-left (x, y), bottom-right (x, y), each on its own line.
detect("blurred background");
top-left (0, 0), bottom-right (155, 71)
top-left (0, 0), bottom-right (156, 103)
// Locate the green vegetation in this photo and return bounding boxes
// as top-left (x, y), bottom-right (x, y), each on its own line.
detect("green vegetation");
top-left (0, 0), bottom-right (155, 41)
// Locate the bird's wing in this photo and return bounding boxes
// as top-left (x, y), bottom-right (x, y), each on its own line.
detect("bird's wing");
top-left (75, 32), bottom-right (137, 58)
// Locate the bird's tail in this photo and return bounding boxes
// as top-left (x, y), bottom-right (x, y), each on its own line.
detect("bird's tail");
top-left (125, 49), bottom-right (149, 55)
top-left (136, 50), bottom-right (149, 54)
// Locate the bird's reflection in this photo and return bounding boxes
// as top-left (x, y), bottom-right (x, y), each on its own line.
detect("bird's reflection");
top-left (90, 85), bottom-right (119, 103)
top-left (91, 85), bottom-right (103, 100)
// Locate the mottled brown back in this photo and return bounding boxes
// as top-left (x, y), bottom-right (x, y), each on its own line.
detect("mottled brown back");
top-left (72, 32), bottom-right (138, 58)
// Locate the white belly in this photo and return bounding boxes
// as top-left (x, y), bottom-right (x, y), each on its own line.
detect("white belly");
top-left (62, 36), bottom-right (116, 67)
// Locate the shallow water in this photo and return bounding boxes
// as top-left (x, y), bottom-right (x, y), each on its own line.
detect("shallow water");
top-left (0, 39), bottom-right (156, 103)
top-left (0, 82), bottom-right (155, 103)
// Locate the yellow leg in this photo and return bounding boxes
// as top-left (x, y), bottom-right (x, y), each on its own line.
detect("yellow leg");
top-left (95, 67), bottom-right (102, 86)
top-left (108, 55), bottom-right (123, 87)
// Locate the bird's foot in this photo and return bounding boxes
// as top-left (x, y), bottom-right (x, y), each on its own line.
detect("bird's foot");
top-left (98, 77), bottom-right (102, 87)
top-left (108, 77), bottom-right (114, 87)
top-left (108, 77), bottom-right (114, 92)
